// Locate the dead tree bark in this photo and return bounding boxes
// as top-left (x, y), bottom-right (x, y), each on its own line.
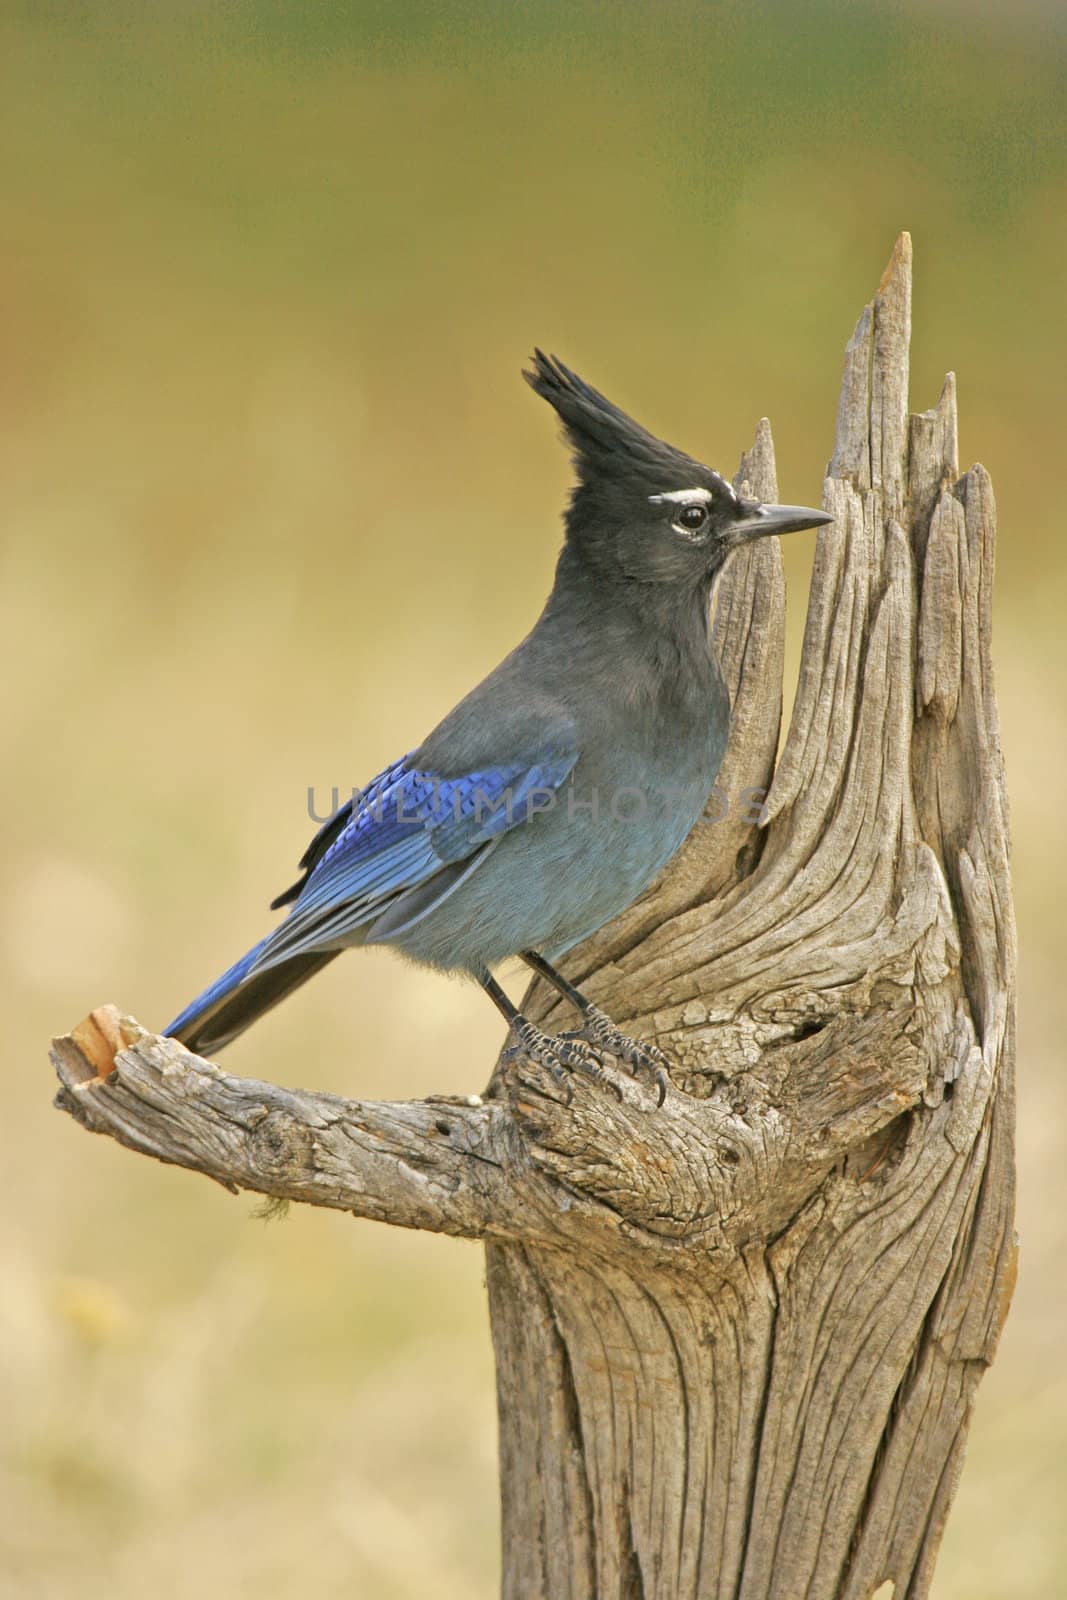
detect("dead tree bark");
top-left (52, 235), bottom-right (1016, 1600)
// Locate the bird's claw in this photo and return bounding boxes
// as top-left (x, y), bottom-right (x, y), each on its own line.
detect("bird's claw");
top-left (577, 1006), bottom-right (671, 1106)
top-left (502, 1010), bottom-right (671, 1108)
top-left (503, 1017), bottom-right (622, 1103)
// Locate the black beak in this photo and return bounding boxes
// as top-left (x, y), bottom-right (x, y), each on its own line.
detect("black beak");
top-left (733, 501), bottom-right (834, 542)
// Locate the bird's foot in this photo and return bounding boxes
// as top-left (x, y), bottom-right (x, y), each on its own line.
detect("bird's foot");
top-left (576, 1006), bottom-right (671, 1106)
top-left (502, 1016), bottom-right (621, 1105)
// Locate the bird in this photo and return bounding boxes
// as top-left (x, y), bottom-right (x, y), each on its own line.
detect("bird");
top-left (165, 353), bottom-right (831, 1101)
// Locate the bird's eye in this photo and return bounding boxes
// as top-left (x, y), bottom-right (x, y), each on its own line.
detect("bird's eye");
top-left (674, 503), bottom-right (709, 533)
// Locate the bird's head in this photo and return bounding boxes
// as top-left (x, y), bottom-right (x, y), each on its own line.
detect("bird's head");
top-left (525, 351), bottom-right (831, 586)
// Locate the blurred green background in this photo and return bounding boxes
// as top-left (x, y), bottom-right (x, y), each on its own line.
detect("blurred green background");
top-left (2, 2), bottom-right (1064, 1595)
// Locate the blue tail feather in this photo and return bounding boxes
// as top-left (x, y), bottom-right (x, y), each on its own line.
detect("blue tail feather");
top-left (164, 935), bottom-right (339, 1057)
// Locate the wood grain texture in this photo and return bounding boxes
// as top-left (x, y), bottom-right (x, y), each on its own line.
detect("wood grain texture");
top-left (52, 234), bottom-right (1016, 1600)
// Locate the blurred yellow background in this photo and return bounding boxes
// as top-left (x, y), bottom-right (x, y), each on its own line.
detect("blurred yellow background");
top-left (2, 3), bottom-right (1064, 1596)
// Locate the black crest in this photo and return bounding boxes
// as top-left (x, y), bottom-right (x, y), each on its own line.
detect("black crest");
top-left (524, 350), bottom-right (708, 492)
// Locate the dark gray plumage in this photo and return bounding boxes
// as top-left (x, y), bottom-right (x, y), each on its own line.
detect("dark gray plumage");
top-left (166, 353), bottom-right (831, 1095)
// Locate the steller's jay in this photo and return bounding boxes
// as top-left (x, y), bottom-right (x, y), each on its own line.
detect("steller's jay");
top-left (165, 353), bottom-right (831, 1100)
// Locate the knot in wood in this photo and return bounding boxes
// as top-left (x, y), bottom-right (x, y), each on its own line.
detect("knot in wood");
top-left (250, 1110), bottom-right (314, 1178)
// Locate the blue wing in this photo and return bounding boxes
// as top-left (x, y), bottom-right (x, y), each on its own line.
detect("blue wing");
top-left (255, 750), bottom-right (577, 970)
top-left (165, 745), bottom-right (577, 1052)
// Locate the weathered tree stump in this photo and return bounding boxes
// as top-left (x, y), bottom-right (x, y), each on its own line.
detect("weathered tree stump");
top-left (52, 234), bottom-right (1016, 1600)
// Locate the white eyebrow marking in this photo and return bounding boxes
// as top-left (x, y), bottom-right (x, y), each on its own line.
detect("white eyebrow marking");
top-left (649, 472), bottom-right (740, 509)
top-left (709, 470), bottom-right (739, 504)
top-left (648, 487), bottom-right (713, 506)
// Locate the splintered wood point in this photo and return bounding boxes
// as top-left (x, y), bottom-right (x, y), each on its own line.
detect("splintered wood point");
top-left (65, 1005), bottom-right (132, 1081)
